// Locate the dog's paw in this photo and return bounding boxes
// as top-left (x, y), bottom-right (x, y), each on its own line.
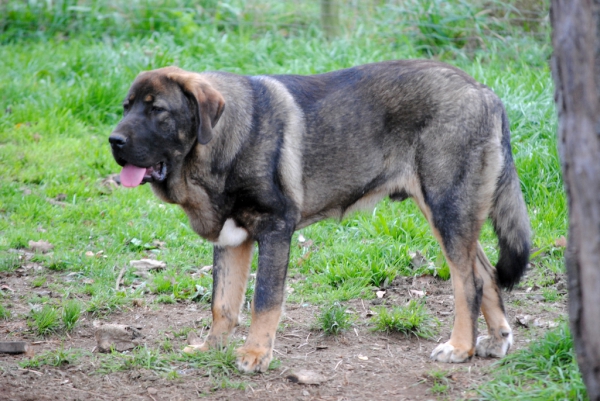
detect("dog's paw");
top-left (236, 344), bottom-right (272, 373)
top-left (476, 329), bottom-right (513, 358)
top-left (430, 341), bottom-right (472, 363)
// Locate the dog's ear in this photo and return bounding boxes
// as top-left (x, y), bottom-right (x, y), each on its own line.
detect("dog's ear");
top-left (166, 69), bottom-right (225, 145)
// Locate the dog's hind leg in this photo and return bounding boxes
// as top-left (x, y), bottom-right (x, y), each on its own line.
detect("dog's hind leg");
top-left (429, 240), bottom-right (483, 363)
top-left (474, 242), bottom-right (513, 357)
top-left (184, 239), bottom-right (253, 353)
top-left (406, 185), bottom-right (483, 363)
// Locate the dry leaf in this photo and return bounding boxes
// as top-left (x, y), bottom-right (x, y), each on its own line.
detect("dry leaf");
top-left (1, 285), bottom-right (15, 292)
top-left (409, 251), bottom-right (428, 269)
top-left (100, 174), bottom-right (121, 190)
top-left (152, 240), bottom-right (166, 249)
top-left (409, 289), bottom-right (426, 298)
top-left (554, 236), bottom-right (567, 248)
top-left (516, 315), bottom-right (531, 328)
top-left (365, 309), bottom-right (377, 317)
top-left (28, 240), bottom-right (54, 253)
top-left (533, 318), bottom-right (546, 328)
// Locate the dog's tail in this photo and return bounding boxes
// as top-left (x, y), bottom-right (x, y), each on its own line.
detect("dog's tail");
top-left (489, 110), bottom-right (531, 290)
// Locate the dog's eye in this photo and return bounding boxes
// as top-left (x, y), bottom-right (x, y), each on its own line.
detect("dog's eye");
top-left (122, 103), bottom-right (130, 112)
top-left (152, 106), bottom-right (166, 114)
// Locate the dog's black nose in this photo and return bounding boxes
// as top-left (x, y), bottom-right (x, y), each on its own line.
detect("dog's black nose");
top-left (109, 134), bottom-right (127, 148)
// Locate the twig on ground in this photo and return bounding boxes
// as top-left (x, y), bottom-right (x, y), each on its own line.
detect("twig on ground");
top-left (115, 266), bottom-right (127, 290)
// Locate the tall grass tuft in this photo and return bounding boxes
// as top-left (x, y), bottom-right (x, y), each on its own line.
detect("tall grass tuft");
top-left (30, 305), bottom-right (60, 336)
top-left (371, 300), bottom-right (438, 339)
top-left (62, 299), bottom-right (82, 331)
top-left (317, 302), bottom-right (353, 335)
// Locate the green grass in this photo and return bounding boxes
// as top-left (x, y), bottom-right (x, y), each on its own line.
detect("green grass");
top-left (0, 303), bottom-right (10, 320)
top-left (317, 302), bottom-right (353, 335)
top-left (20, 347), bottom-right (86, 369)
top-left (61, 299), bottom-right (81, 331)
top-left (477, 323), bottom-right (587, 401)
top-left (371, 300), bottom-right (439, 339)
top-left (426, 369), bottom-right (453, 396)
top-left (97, 343), bottom-right (256, 388)
top-left (31, 275), bottom-right (47, 288)
top-left (29, 304), bottom-right (60, 336)
top-left (0, 0), bottom-right (576, 397)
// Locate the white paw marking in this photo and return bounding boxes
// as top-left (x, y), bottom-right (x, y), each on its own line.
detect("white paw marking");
top-left (214, 218), bottom-right (248, 247)
top-left (430, 342), bottom-right (471, 363)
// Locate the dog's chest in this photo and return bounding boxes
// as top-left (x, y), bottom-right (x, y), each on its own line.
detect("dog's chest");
top-left (212, 218), bottom-right (249, 247)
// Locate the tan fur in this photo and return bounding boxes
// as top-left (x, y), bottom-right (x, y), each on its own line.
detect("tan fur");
top-left (256, 76), bottom-right (306, 211)
top-left (236, 304), bottom-right (283, 373)
top-left (475, 243), bottom-right (513, 357)
top-left (184, 240), bottom-right (253, 354)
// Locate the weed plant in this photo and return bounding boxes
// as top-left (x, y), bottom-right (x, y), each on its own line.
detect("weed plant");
top-left (0, 303), bottom-right (10, 320)
top-left (317, 302), bottom-right (353, 335)
top-left (31, 276), bottom-right (47, 288)
top-left (61, 299), bottom-right (81, 331)
top-left (20, 347), bottom-right (85, 368)
top-left (30, 305), bottom-right (59, 336)
top-left (371, 300), bottom-right (439, 339)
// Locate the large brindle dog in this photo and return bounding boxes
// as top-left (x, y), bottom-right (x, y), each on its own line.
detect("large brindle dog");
top-left (109, 60), bottom-right (530, 372)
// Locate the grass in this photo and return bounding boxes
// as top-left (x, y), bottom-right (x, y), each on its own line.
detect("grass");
top-left (0, 303), bottom-right (10, 320)
top-left (20, 347), bottom-right (86, 369)
top-left (31, 275), bottom-right (47, 288)
top-left (317, 302), bottom-right (353, 335)
top-left (0, 0), bottom-right (577, 398)
top-left (97, 343), bottom-right (257, 390)
top-left (426, 369), bottom-right (453, 396)
top-left (29, 304), bottom-right (60, 336)
top-left (477, 322), bottom-right (587, 401)
top-left (61, 299), bottom-right (81, 331)
top-left (371, 300), bottom-right (439, 339)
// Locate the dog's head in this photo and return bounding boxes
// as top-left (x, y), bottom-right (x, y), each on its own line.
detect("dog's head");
top-left (109, 66), bottom-right (225, 187)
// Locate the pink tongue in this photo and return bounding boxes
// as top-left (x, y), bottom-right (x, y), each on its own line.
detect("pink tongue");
top-left (120, 164), bottom-right (147, 188)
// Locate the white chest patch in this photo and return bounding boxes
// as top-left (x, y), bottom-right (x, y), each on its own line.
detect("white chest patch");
top-left (213, 218), bottom-right (249, 247)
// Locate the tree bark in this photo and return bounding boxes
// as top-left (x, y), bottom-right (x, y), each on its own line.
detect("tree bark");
top-left (551, 1), bottom-right (600, 399)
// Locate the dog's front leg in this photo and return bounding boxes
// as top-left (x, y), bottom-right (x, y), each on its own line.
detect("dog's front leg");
top-left (184, 239), bottom-right (253, 353)
top-left (236, 229), bottom-right (292, 373)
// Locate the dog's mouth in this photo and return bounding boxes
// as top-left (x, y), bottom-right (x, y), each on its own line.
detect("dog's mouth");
top-left (119, 162), bottom-right (167, 188)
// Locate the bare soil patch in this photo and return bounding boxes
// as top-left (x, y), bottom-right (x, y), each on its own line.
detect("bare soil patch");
top-left (0, 266), bottom-right (566, 401)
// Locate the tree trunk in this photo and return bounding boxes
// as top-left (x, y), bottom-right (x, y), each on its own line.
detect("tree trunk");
top-left (551, 1), bottom-right (600, 399)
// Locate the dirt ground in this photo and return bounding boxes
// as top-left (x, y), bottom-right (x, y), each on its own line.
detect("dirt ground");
top-left (0, 264), bottom-right (566, 401)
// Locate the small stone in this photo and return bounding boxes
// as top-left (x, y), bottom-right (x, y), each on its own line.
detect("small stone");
top-left (287, 369), bottom-right (327, 385)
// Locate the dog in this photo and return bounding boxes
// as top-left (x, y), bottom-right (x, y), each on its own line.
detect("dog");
top-left (109, 60), bottom-right (531, 372)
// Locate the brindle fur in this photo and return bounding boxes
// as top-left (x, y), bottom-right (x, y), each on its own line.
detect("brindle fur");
top-left (109, 60), bottom-right (531, 372)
